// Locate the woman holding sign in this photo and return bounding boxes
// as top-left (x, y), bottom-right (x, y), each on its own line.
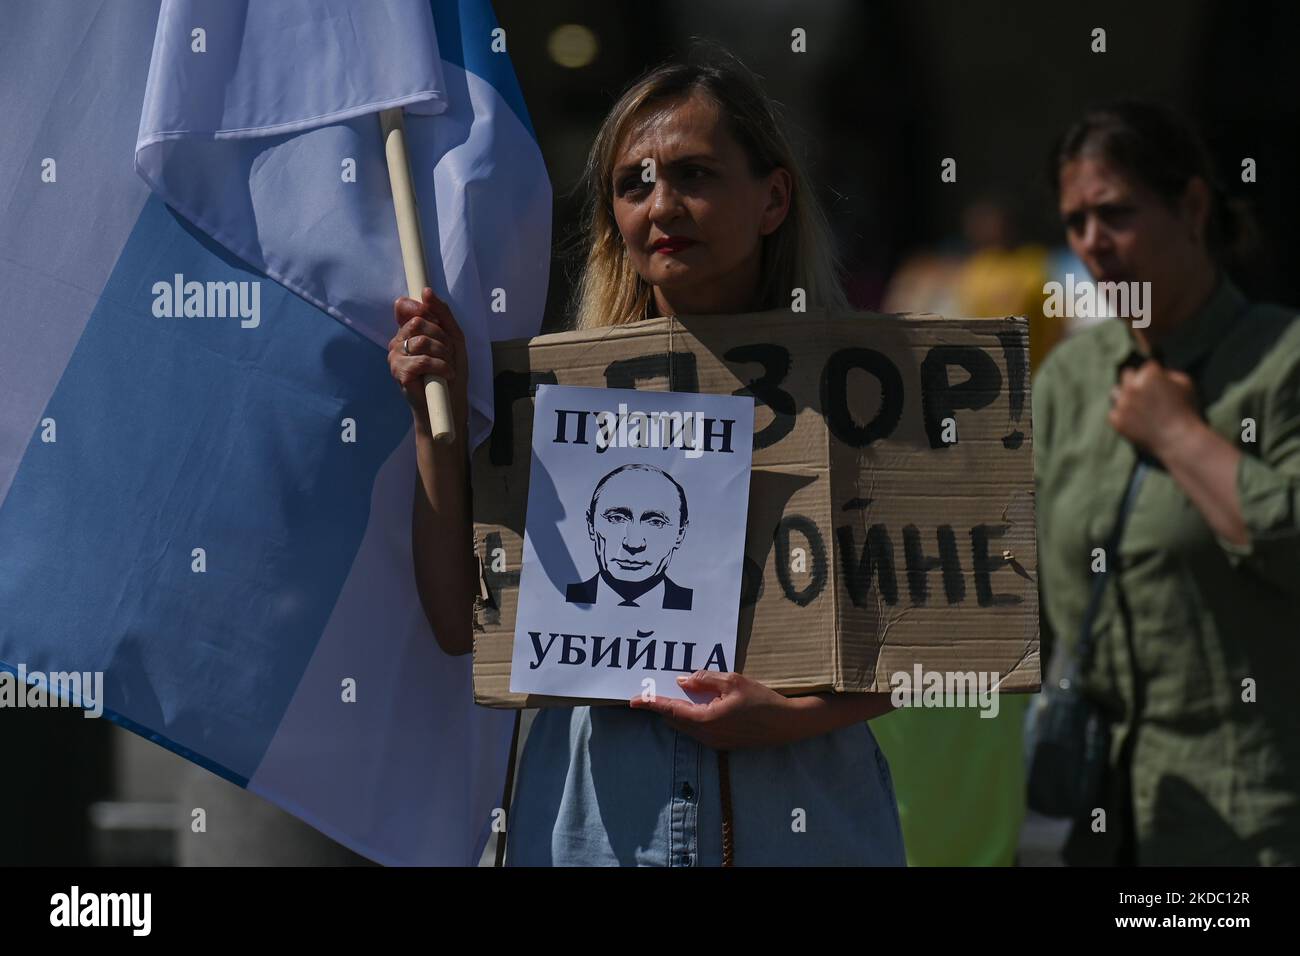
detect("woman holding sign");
top-left (389, 48), bottom-right (905, 866)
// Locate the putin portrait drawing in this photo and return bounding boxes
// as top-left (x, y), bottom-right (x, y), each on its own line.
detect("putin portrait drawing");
top-left (565, 463), bottom-right (693, 611)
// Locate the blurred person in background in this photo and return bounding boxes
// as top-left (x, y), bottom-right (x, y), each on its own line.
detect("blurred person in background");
top-left (882, 195), bottom-right (1063, 370)
top-left (1035, 100), bottom-right (1300, 865)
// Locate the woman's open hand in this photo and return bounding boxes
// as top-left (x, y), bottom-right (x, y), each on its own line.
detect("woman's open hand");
top-left (629, 671), bottom-right (804, 750)
top-left (388, 287), bottom-right (469, 436)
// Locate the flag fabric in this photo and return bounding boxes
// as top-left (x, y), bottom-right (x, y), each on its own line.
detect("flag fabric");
top-left (0, 0), bottom-right (550, 866)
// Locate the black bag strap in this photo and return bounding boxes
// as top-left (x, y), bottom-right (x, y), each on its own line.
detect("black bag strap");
top-left (1073, 458), bottom-right (1149, 674)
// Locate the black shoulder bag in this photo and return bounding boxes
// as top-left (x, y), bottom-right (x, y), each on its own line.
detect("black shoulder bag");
top-left (1025, 457), bottom-right (1149, 819)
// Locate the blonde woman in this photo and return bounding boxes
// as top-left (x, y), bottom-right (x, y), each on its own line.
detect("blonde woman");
top-left (388, 51), bottom-right (905, 866)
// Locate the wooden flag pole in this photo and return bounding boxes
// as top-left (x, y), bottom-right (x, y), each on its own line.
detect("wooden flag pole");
top-left (380, 107), bottom-right (455, 444)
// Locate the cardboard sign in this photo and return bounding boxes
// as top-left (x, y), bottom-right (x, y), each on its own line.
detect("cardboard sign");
top-left (509, 385), bottom-right (754, 702)
top-left (471, 309), bottom-right (1040, 709)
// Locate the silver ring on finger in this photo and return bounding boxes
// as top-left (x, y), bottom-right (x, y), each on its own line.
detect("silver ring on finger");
top-left (403, 337), bottom-right (411, 356)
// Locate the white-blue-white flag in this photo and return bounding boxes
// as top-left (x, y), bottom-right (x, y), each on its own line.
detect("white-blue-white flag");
top-left (0, 0), bottom-right (550, 865)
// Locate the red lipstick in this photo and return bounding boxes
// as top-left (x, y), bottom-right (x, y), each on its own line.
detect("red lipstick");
top-left (652, 236), bottom-right (697, 254)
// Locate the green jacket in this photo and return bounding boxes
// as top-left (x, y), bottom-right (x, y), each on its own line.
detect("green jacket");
top-left (1035, 276), bottom-right (1300, 865)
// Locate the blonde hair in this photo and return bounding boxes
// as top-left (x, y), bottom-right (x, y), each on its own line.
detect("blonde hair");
top-left (568, 45), bottom-right (848, 330)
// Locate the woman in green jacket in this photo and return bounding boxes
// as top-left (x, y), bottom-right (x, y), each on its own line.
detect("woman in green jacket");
top-left (1036, 101), bottom-right (1300, 865)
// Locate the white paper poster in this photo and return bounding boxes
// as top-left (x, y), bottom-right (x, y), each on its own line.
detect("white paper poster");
top-left (509, 385), bottom-right (755, 702)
